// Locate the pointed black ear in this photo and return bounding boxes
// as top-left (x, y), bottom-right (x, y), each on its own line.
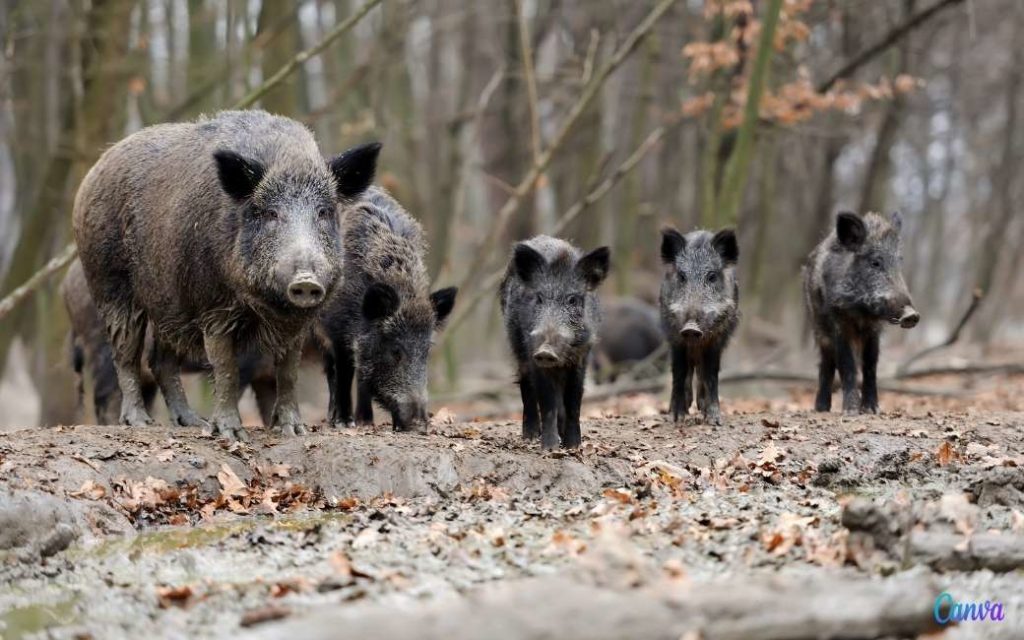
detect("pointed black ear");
top-left (430, 287), bottom-right (458, 326)
top-left (328, 142), bottom-right (382, 200)
top-left (890, 210), bottom-right (903, 233)
top-left (660, 227), bottom-right (686, 264)
top-left (214, 150), bottom-right (265, 201)
top-left (513, 243), bottom-right (546, 284)
top-left (712, 228), bottom-right (739, 265)
top-left (362, 282), bottom-right (399, 321)
top-left (577, 246), bottom-right (611, 288)
top-left (836, 211), bottom-right (867, 250)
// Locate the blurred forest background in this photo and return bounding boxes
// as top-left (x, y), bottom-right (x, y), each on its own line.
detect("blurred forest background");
top-left (1, 0), bottom-right (1021, 426)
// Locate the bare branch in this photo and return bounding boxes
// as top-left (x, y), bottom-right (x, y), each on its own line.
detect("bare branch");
top-left (897, 288), bottom-right (984, 374)
top-left (0, 244), bottom-right (78, 321)
top-left (235, 0), bottom-right (383, 109)
top-left (817, 0), bottom-right (965, 93)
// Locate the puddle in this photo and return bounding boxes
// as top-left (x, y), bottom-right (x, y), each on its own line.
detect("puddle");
top-left (0, 598), bottom-right (78, 640)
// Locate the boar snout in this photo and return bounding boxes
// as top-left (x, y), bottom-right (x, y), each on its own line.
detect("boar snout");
top-left (392, 399), bottom-right (428, 432)
top-left (529, 325), bottom-right (572, 368)
top-left (286, 273), bottom-right (326, 308)
top-left (680, 320), bottom-right (704, 341)
top-left (898, 305), bottom-right (920, 329)
top-left (533, 345), bottom-right (561, 367)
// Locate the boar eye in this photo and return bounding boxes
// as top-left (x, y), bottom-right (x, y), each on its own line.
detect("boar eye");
top-left (317, 206), bottom-right (334, 221)
top-left (677, 272), bottom-right (687, 284)
top-left (534, 292), bottom-right (544, 304)
top-left (566, 294), bottom-right (583, 307)
top-left (706, 272), bottom-right (719, 284)
top-left (870, 257), bottom-right (883, 269)
top-left (264, 209), bottom-right (279, 221)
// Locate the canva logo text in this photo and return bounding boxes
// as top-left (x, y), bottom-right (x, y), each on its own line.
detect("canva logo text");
top-left (933, 592), bottom-right (1006, 624)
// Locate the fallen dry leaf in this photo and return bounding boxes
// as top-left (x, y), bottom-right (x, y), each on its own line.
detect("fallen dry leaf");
top-left (433, 406), bottom-right (457, 424)
top-left (70, 480), bottom-right (106, 500)
top-left (157, 585), bottom-right (194, 609)
top-left (239, 604), bottom-right (291, 627)
top-left (936, 441), bottom-right (963, 466)
top-left (217, 463), bottom-right (248, 497)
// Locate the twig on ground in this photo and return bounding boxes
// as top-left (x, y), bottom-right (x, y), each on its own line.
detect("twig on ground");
top-left (897, 288), bottom-right (984, 374)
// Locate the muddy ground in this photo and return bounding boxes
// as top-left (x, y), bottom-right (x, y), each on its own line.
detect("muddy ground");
top-left (1, 376), bottom-right (1024, 639)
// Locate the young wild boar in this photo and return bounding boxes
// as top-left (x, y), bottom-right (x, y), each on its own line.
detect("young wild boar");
top-left (321, 188), bottom-right (457, 431)
top-left (659, 227), bottom-right (739, 425)
top-left (500, 236), bottom-right (610, 450)
top-left (804, 211), bottom-right (920, 414)
top-left (592, 297), bottom-right (664, 383)
top-left (72, 110), bottom-right (379, 440)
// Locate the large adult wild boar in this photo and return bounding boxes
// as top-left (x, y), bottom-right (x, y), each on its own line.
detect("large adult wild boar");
top-left (804, 211), bottom-right (920, 414)
top-left (73, 110), bottom-right (379, 439)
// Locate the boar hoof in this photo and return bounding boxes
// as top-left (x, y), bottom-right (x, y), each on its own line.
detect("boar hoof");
top-left (541, 434), bottom-right (559, 451)
top-left (860, 402), bottom-right (879, 415)
top-left (522, 425), bottom-right (541, 440)
top-left (277, 423), bottom-right (308, 437)
top-left (703, 411), bottom-right (722, 426)
top-left (206, 414), bottom-right (248, 442)
top-left (171, 408), bottom-right (207, 429)
top-left (119, 405), bottom-right (153, 427)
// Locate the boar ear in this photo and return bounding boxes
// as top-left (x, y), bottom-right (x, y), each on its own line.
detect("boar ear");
top-left (430, 287), bottom-right (458, 326)
top-left (711, 228), bottom-right (739, 265)
top-left (513, 243), bottom-right (546, 284)
top-left (836, 211), bottom-right (867, 250)
top-left (214, 150), bottom-right (265, 201)
top-left (660, 227), bottom-right (686, 264)
top-left (890, 210), bottom-right (903, 233)
top-left (328, 142), bottom-right (382, 200)
top-left (577, 246), bottom-right (611, 289)
top-left (362, 282), bottom-right (399, 322)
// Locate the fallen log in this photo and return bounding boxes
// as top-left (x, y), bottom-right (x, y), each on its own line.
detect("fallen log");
top-left (244, 574), bottom-right (943, 640)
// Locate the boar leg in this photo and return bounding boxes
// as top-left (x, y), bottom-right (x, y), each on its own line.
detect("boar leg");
top-left (250, 378), bottom-right (277, 428)
top-left (535, 373), bottom-right (560, 451)
top-left (836, 334), bottom-right (860, 415)
top-left (271, 340), bottom-right (307, 436)
top-left (203, 332), bottom-right (249, 441)
top-left (519, 369), bottom-right (540, 439)
top-left (330, 345), bottom-right (356, 427)
top-left (860, 330), bottom-right (880, 414)
top-left (695, 362), bottom-right (705, 414)
top-left (355, 379), bottom-right (374, 426)
top-left (150, 337), bottom-right (205, 428)
top-left (561, 366), bottom-right (585, 449)
top-left (814, 338), bottom-right (836, 412)
top-left (699, 346), bottom-right (723, 425)
top-left (106, 306), bottom-right (153, 427)
top-left (669, 345), bottom-right (690, 422)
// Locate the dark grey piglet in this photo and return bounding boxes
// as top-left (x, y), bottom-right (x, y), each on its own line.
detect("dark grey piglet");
top-left (321, 188), bottom-right (457, 432)
top-left (500, 236), bottom-right (610, 450)
top-left (804, 211), bottom-right (919, 414)
top-left (659, 227), bottom-right (739, 425)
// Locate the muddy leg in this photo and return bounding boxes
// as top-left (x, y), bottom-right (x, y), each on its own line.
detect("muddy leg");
top-left (814, 338), bottom-right (836, 412)
top-left (355, 379), bottom-right (374, 426)
top-left (519, 368), bottom-right (540, 439)
top-left (699, 345), bottom-right (723, 425)
top-left (330, 345), bottom-right (356, 427)
top-left (106, 307), bottom-right (153, 427)
top-left (202, 332), bottom-right (248, 441)
top-left (150, 336), bottom-right (206, 428)
top-left (669, 344), bottom-right (690, 422)
top-left (536, 373), bottom-right (560, 451)
top-left (562, 365), bottom-right (584, 449)
top-left (860, 330), bottom-right (880, 414)
top-left (836, 334), bottom-right (860, 415)
top-left (272, 339), bottom-right (306, 436)
top-left (250, 377), bottom-right (277, 428)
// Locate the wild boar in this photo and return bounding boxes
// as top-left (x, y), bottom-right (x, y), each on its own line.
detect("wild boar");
top-left (804, 211), bottom-right (919, 414)
top-left (592, 297), bottom-right (665, 383)
top-left (321, 188), bottom-right (457, 431)
top-left (500, 236), bottom-right (610, 450)
top-left (659, 227), bottom-right (739, 425)
top-left (72, 110), bottom-right (379, 439)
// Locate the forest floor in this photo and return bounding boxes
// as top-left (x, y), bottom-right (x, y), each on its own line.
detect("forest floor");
top-left (1, 375), bottom-right (1024, 639)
